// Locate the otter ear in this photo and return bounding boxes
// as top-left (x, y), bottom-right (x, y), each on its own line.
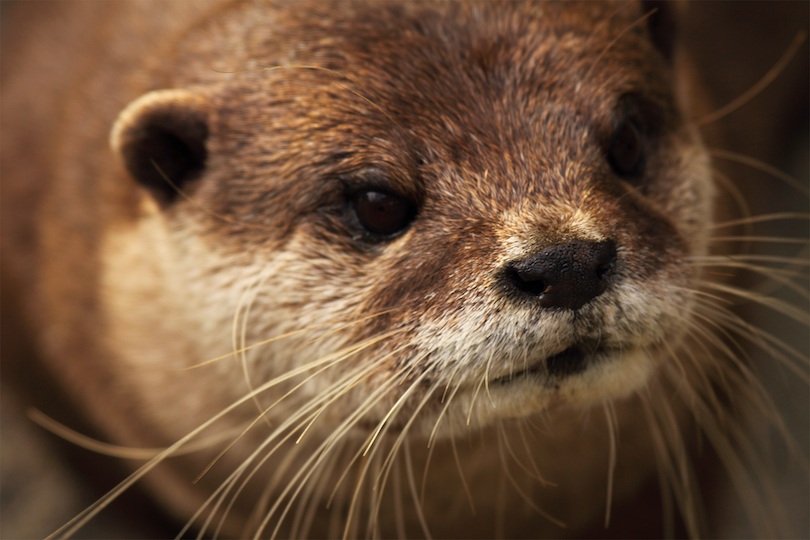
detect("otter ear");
top-left (110, 89), bottom-right (210, 205)
top-left (641, 0), bottom-right (677, 64)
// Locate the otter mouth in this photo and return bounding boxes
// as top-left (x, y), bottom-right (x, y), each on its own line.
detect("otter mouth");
top-left (493, 341), bottom-right (609, 384)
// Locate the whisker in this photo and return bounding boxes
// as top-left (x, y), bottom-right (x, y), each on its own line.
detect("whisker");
top-left (707, 235), bottom-right (810, 245)
top-left (496, 421), bottom-right (545, 483)
top-left (258, 375), bottom-right (403, 539)
top-left (495, 423), bottom-right (566, 529)
top-left (515, 419), bottom-right (550, 485)
top-left (698, 280), bottom-right (810, 325)
top-left (711, 168), bottom-right (753, 238)
top-left (341, 371), bottom-right (431, 540)
top-left (234, 267), bottom-right (275, 422)
top-left (695, 31), bottom-right (807, 127)
top-left (602, 401), bottom-right (618, 528)
top-left (195, 335), bottom-right (403, 487)
top-left (448, 422), bottom-right (476, 516)
top-left (690, 261), bottom-right (808, 288)
top-left (392, 456), bottom-right (407, 539)
top-left (28, 409), bottom-right (242, 460)
top-left (711, 147), bottom-right (810, 196)
top-left (694, 299), bottom-right (809, 381)
top-left (691, 254), bottom-right (810, 266)
top-left (644, 376), bottom-right (704, 539)
top-left (192, 363), bottom-right (381, 538)
top-left (185, 314), bottom-right (401, 370)
top-left (640, 387), bottom-right (682, 539)
top-left (369, 381), bottom-right (440, 536)
top-left (710, 212), bottom-right (810, 231)
top-left (403, 440), bottom-right (433, 540)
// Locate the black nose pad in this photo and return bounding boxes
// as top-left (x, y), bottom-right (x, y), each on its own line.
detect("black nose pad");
top-left (504, 240), bottom-right (617, 310)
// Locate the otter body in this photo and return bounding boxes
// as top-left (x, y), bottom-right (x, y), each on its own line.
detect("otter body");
top-left (1, 2), bottom-right (807, 538)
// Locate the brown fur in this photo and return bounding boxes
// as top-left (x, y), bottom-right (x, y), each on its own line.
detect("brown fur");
top-left (1, 1), bottom-right (807, 538)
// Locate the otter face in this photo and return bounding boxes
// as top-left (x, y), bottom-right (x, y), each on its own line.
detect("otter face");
top-left (100, 1), bottom-right (717, 536)
top-left (109, 2), bottom-right (712, 432)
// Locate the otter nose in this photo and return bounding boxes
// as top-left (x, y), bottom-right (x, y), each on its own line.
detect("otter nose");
top-left (504, 240), bottom-right (617, 310)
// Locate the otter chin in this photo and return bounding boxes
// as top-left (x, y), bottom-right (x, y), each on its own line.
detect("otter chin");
top-left (1, 1), bottom-right (806, 539)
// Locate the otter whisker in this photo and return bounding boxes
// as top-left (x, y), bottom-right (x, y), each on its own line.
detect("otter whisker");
top-left (364, 365), bottom-right (431, 456)
top-left (707, 235), bottom-right (810, 245)
top-left (195, 334), bottom-right (405, 486)
top-left (691, 299), bottom-right (809, 393)
top-left (429, 378), bottom-right (464, 447)
top-left (391, 456), bottom-right (407, 539)
top-left (696, 31), bottom-right (806, 127)
top-left (447, 421), bottom-right (477, 515)
top-left (186, 316), bottom-right (402, 370)
top-left (710, 212), bottom-right (810, 230)
top-left (690, 262), bottom-right (809, 294)
top-left (239, 438), bottom-right (311, 539)
top-left (297, 308), bottom-right (401, 351)
top-left (699, 280), bottom-right (810, 324)
top-left (192, 381), bottom-right (361, 537)
top-left (50, 351), bottom-right (373, 540)
top-left (189, 351), bottom-right (401, 538)
top-left (371, 381), bottom-right (441, 521)
top-left (259, 376), bottom-right (404, 539)
top-left (299, 443), bottom-right (346, 540)
top-left (497, 420), bottom-right (545, 484)
top-left (27, 409), bottom-right (243, 460)
top-left (709, 147), bottom-right (810, 195)
top-left (419, 432), bottom-right (437, 506)
top-left (643, 376), bottom-right (704, 539)
top-left (287, 440), bottom-right (338, 540)
top-left (466, 373), bottom-right (488, 426)
top-left (640, 386), bottom-right (690, 539)
top-left (691, 254), bottom-right (810, 266)
top-left (365, 386), bottom-right (441, 538)
top-left (603, 401), bottom-right (619, 528)
top-left (403, 440), bottom-right (433, 540)
top-left (298, 345), bottom-right (412, 445)
top-left (234, 267), bottom-right (275, 420)
top-left (712, 168), bottom-right (753, 232)
top-left (249, 359), bottom-right (401, 535)
top-left (679, 309), bottom-right (804, 466)
top-left (667, 365), bottom-right (786, 538)
top-left (515, 419), bottom-right (549, 485)
top-left (494, 422), bottom-right (567, 528)
top-left (696, 297), bottom-right (809, 376)
top-left (324, 378), bottom-right (407, 510)
top-left (342, 372), bottom-right (433, 539)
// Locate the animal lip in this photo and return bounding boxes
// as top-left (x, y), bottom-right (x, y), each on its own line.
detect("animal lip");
top-left (494, 342), bottom-right (605, 384)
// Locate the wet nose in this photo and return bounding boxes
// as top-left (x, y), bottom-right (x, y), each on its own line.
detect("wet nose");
top-left (504, 240), bottom-right (617, 310)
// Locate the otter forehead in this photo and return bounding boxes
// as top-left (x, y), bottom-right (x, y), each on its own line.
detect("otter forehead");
top-left (193, 1), bottom-right (679, 238)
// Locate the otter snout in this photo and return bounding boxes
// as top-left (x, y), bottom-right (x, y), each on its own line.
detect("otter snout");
top-left (503, 240), bottom-right (617, 310)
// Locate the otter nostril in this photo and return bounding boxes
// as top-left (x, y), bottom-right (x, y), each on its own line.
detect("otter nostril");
top-left (504, 240), bottom-right (617, 310)
top-left (595, 246), bottom-right (616, 280)
top-left (505, 267), bottom-right (549, 296)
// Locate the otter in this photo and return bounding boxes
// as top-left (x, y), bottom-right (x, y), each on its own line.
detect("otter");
top-left (1, 1), bottom-right (807, 538)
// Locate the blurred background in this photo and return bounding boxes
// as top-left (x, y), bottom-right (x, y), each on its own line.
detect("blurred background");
top-left (682, 2), bottom-right (809, 538)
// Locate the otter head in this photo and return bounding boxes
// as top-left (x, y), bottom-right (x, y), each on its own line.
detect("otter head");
top-left (102, 0), bottom-right (712, 534)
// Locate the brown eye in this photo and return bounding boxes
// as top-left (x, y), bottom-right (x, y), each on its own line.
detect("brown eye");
top-left (352, 190), bottom-right (416, 237)
top-left (608, 119), bottom-right (644, 178)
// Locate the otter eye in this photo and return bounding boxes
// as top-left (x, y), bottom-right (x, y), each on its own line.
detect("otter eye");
top-left (352, 190), bottom-right (416, 237)
top-left (608, 119), bottom-right (644, 178)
